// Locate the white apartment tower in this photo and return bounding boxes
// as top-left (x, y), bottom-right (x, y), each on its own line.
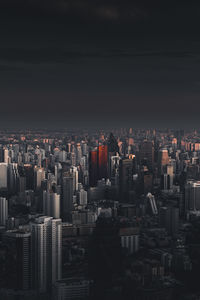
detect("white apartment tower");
top-left (30, 216), bottom-right (62, 293)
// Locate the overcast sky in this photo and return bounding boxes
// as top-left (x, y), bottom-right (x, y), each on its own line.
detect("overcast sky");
top-left (0, 1), bottom-right (200, 128)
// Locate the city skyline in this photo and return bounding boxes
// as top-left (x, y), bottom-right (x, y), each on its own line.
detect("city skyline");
top-left (1, 1), bottom-right (200, 299)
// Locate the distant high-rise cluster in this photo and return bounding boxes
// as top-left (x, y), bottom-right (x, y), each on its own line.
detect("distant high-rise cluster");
top-left (0, 127), bottom-right (200, 299)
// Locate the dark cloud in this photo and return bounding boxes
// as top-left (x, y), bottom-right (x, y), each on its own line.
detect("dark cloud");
top-left (0, 0), bottom-right (149, 22)
top-left (0, 0), bottom-right (200, 128)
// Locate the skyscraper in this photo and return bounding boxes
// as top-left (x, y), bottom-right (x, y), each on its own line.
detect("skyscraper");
top-left (4, 230), bottom-right (31, 290)
top-left (7, 163), bottom-right (19, 194)
top-left (159, 206), bottom-right (179, 236)
top-left (0, 163), bottom-right (8, 189)
top-left (89, 149), bottom-right (98, 187)
top-left (4, 148), bottom-right (9, 164)
top-left (119, 156), bottom-right (136, 202)
top-left (34, 167), bottom-right (46, 190)
top-left (139, 140), bottom-right (154, 170)
top-left (185, 180), bottom-right (200, 211)
top-left (70, 166), bottom-right (79, 192)
top-left (62, 173), bottom-right (74, 221)
top-left (89, 145), bottom-right (108, 187)
top-left (146, 192), bottom-right (158, 215)
top-left (30, 216), bottom-right (62, 292)
top-left (43, 191), bottom-right (60, 219)
top-left (98, 145), bottom-right (108, 180)
top-left (158, 149), bottom-right (169, 174)
top-left (0, 197), bottom-right (8, 225)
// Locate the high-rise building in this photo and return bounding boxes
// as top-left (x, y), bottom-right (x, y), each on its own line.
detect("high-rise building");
top-left (78, 188), bottom-right (88, 206)
top-left (34, 167), bottom-right (45, 190)
top-left (30, 216), bottom-right (62, 292)
top-left (62, 173), bottom-right (74, 221)
top-left (4, 148), bottom-right (9, 164)
top-left (185, 180), bottom-right (200, 211)
top-left (23, 164), bottom-right (34, 190)
top-left (89, 149), bottom-right (98, 187)
top-left (107, 133), bottom-right (119, 154)
top-left (70, 166), bottom-right (79, 192)
top-left (76, 143), bottom-right (82, 165)
top-left (43, 191), bottom-right (60, 219)
top-left (89, 145), bottom-right (108, 186)
top-left (159, 206), bottom-right (179, 236)
top-left (0, 162), bottom-right (8, 189)
top-left (4, 230), bottom-right (31, 290)
top-left (139, 141), bottom-right (154, 170)
top-left (0, 197), bottom-right (8, 225)
top-left (161, 165), bottom-right (174, 191)
top-left (109, 155), bottom-right (120, 185)
top-left (146, 192), bottom-right (158, 215)
top-left (158, 149), bottom-right (169, 174)
top-left (81, 141), bottom-right (88, 156)
top-left (7, 163), bottom-right (19, 194)
top-left (172, 138), bottom-right (177, 150)
top-left (98, 145), bottom-right (108, 180)
top-left (119, 156), bottom-right (136, 202)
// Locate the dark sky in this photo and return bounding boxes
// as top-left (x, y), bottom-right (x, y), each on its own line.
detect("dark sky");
top-left (0, 0), bottom-right (200, 128)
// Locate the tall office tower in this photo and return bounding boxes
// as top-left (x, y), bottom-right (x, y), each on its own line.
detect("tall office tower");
top-left (4, 148), bottom-right (9, 163)
top-left (153, 138), bottom-right (160, 164)
top-left (172, 138), bottom-right (177, 150)
top-left (81, 141), bottom-right (88, 156)
top-left (43, 191), bottom-right (60, 219)
top-left (31, 216), bottom-right (62, 293)
top-left (9, 149), bottom-right (14, 162)
top-left (34, 167), bottom-right (45, 190)
top-left (4, 230), bottom-right (31, 290)
top-left (76, 143), bottom-right (82, 165)
top-left (107, 133), bottom-right (119, 154)
top-left (80, 155), bottom-right (87, 172)
top-left (119, 156), bottom-right (136, 202)
top-left (98, 145), bottom-right (108, 180)
top-left (185, 180), bottom-right (200, 211)
top-left (23, 164), bottom-right (34, 190)
top-left (59, 150), bottom-right (67, 163)
top-left (55, 163), bottom-right (62, 185)
top-left (70, 166), bottom-right (79, 192)
top-left (143, 169), bottom-right (153, 193)
top-left (159, 206), bottom-right (179, 236)
top-left (139, 140), bottom-right (154, 170)
top-left (0, 145), bottom-right (4, 162)
top-left (7, 163), bottom-right (19, 194)
top-left (62, 173), bottom-right (74, 221)
top-left (78, 188), bottom-right (88, 206)
top-left (146, 192), bottom-right (158, 215)
top-left (89, 148), bottom-right (98, 187)
top-left (161, 173), bottom-right (169, 190)
top-left (109, 155), bottom-right (121, 184)
top-left (0, 162), bottom-right (8, 189)
top-left (161, 164), bottom-right (174, 191)
top-left (0, 197), bottom-right (8, 225)
top-left (67, 143), bottom-right (71, 153)
top-left (19, 175), bottom-right (26, 193)
top-left (70, 152), bottom-right (76, 166)
top-left (158, 149), bottom-right (169, 174)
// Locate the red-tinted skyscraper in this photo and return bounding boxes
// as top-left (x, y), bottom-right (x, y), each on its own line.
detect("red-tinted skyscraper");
top-left (89, 145), bottom-right (108, 187)
top-left (98, 145), bottom-right (108, 180)
top-left (89, 149), bottom-right (98, 187)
